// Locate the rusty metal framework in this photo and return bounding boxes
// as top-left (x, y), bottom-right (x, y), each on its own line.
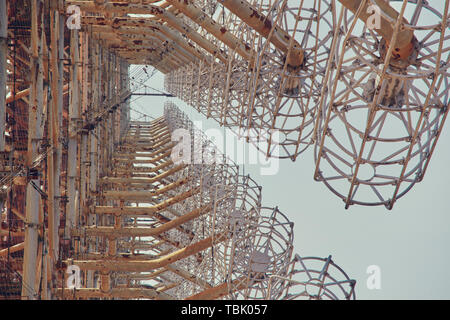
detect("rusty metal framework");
top-left (314, 0), bottom-right (449, 208)
top-left (267, 254), bottom-right (356, 300)
top-left (163, 0), bottom-right (449, 208)
top-left (0, 0), bottom-right (448, 300)
top-left (165, 0), bottom-right (336, 160)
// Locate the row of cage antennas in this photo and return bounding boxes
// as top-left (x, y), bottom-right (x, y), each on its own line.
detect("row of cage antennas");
top-left (162, 0), bottom-right (449, 209)
top-left (161, 101), bottom-right (356, 300)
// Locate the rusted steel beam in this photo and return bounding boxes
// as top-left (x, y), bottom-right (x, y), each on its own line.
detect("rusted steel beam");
top-left (119, 241), bottom-right (167, 251)
top-left (89, 27), bottom-right (121, 41)
top-left (166, 265), bottom-right (212, 289)
top-left (113, 147), bottom-right (172, 159)
top-left (87, 29), bottom-right (182, 70)
top-left (73, 204), bottom-right (212, 238)
top-left (112, 159), bottom-right (174, 174)
top-left (165, 0), bottom-right (255, 62)
top-left (94, 188), bottom-right (200, 216)
top-left (101, 176), bottom-right (192, 200)
top-left (138, 127), bottom-right (169, 137)
top-left (66, 232), bottom-right (228, 272)
top-left (156, 282), bottom-right (180, 293)
top-left (112, 18), bottom-right (206, 60)
top-left (68, 1), bottom-right (228, 63)
top-left (0, 229), bottom-right (25, 237)
top-left (339, 0), bottom-right (415, 58)
top-left (123, 133), bottom-right (171, 145)
top-left (47, 0), bottom-right (63, 261)
top-left (81, 253), bottom-right (166, 261)
top-left (185, 276), bottom-right (248, 300)
top-left (89, 25), bottom-right (196, 68)
top-left (0, 242), bottom-right (25, 257)
top-left (119, 49), bottom-right (186, 72)
top-left (56, 287), bottom-right (174, 300)
top-left (83, 17), bottom-right (205, 63)
top-left (117, 50), bottom-right (177, 72)
top-left (158, 8), bottom-right (228, 63)
top-left (112, 148), bottom-right (172, 164)
top-left (11, 207), bottom-right (26, 221)
top-left (219, 0), bottom-right (304, 68)
top-left (5, 87), bottom-right (30, 104)
top-left (100, 164), bottom-right (187, 184)
top-left (121, 269), bottom-right (168, 280)
top-left (116, 39), bottom-right (196, 69)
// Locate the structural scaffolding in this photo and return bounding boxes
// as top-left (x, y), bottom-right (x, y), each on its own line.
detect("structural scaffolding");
top-left (0, 0), bottom-right (448, 300)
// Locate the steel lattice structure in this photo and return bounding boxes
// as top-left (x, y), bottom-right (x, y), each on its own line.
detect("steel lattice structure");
top-left (163, 0), bottom-right (449, 208)
top-left (0, 0), bottom-right (448, 300)
top-left (267, 254), bottom-right (356, 300)
top-left (314, 0), bottom-right (449, 208)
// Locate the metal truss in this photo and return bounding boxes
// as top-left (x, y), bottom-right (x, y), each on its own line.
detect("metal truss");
top-left (267, 254), bottom-right (356, 300)
top-left (314, 0), bottom-right (449, 208)
top-left (163, 0), bottom-right (449, 208)
top-left (1, 0), bottom-right (449, 301)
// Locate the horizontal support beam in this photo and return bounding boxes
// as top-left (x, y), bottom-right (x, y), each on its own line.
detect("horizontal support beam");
top-left (111, 161), bottom-right (174, 174)
top-left (68, 1), bottom-right (228, 63)
top-left (185, 276), bottom-right (248, 300)
top-left (219, 0), bottom-right (304, 68)
top-left (101, 164), bottom-right (186, 184)
top-left (65, 232), bottom-right (228, 272)
top-left (0, 242), bottom-right (24, 257)
top-left (101, 176), bottom-right (191, 200)
top-left (338, 0), bottom-right (414, 51)
top-left (56, 287), bottom-right (174, 300)
top-left (93, 187), bottom-right (200, 215)
top-left (112, 150), bottom-right (171, 164)
top-left (165, 0), bottom-right (255, 62)
top-left (119, 269), bottom-right (167, 280)
top-left (166, 265), bottom-right (212, 289)
top-left (80, 253), bottom-right (163, 261)
top-left (74, 204), bottom-right (211, 238)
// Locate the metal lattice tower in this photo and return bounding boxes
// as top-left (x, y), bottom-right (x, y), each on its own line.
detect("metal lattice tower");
top-left (0, 0), bottom-right (448, 300)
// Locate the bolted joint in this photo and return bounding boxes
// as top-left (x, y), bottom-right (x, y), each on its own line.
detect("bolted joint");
top-left (379, 36), bottom-right (420, 69)
top-left (27, 167), bottom-right (40, 179)
top-left (286, 46), bottom-right (305, 72)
